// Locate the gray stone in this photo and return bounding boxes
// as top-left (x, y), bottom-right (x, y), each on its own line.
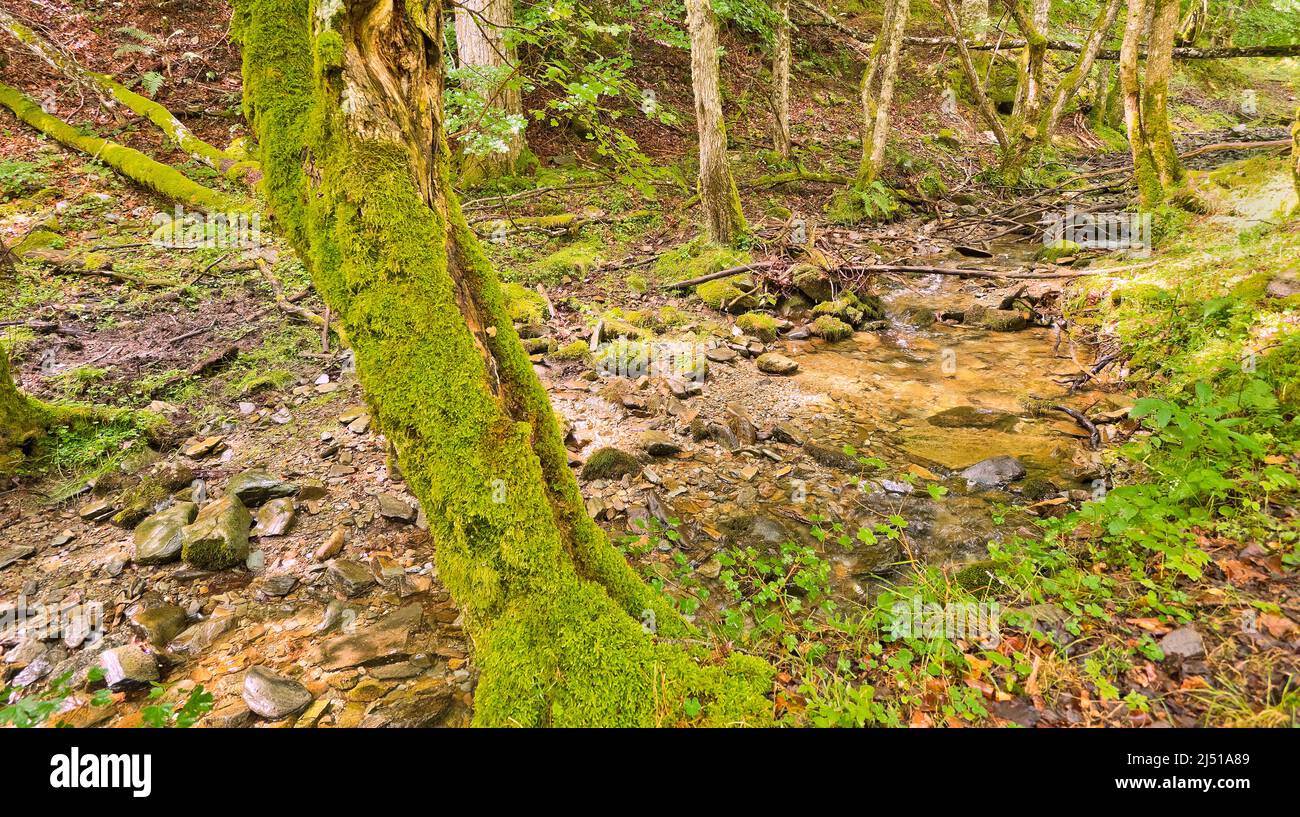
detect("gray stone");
top-left (0, 545), bottom-right (35, 571)
top-left (1160, 626), bottom-right (1206, 659)
top-left (180, 494), bottom-right (251, 570)
top-left (225, 469), bottom-right (297, 506)
top-left (639, 430), bottom-right (682, 457)
top-left (129, 604), bottom-right (189, 647)
top-left (376, 493), bottom-right (417, 523)
top-left (328, 559), bottom-right (375, 596)
top-left (755, 352), bottom-right (799, 375)
top-left (263, 573), bottom-right (298, 596)
top-left (99, 644), bottom-right (159, 691)
top-left (960, 455), bottom-right (1026, 488)
top-left (242, 665), bottom-right (312, 719)
top-left (132, 502), bottom-right (198, 565)
top-left (79, 499), bottom-right (116, 522)
top-left (254, 497), bottom-right (296, 536)
top-left (169, 614), bottom-right (240, 654)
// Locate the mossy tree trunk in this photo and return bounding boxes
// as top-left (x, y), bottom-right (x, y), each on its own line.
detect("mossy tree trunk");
top-left (0, 349), bottom-right (42, 474)
top-left (858, 0), bottom-right (909, 186)
top-left (1140, 0), bottom-right (1184, 191)
top-left (999, 0), bottom-right (1050, 182)
top-left (934, 0), bottom-right (1009, 152)
top-left (686, 0), bottom-right (748, 245)
top-left (1120, 0), bottom-right (1163, 206)
top-left (454, 0), bottom-right (525, 183)
top-left (771, 0), bottom-right (792, 160)
top-left (232, 0), bottom-right (771, 727)
top-left (1038, 0), bottom-right (1121, 140)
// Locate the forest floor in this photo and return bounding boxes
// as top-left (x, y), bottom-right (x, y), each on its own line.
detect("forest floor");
top-left (1, 0), bottom-right (1298, 727)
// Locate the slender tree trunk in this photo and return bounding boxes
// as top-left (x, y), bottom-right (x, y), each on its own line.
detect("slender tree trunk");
top-left (1039, 0), bottom-right (1122, 140)
top-left (686, 0), bottom-right (748, 245)
top-left (772, 0), bottom-right (792, 159)
top-left (934, 0), bottom-right (1008, 151)
top-left (1142, 0), bottom-right (1183, 189)
top-left (232, 0), bottom-right (770, 726)
top-left (1120, 0), bottom-right (1162, 206)
top-left (454, 0), bottom-right (525, 183)
top-left (859, 0), bottom-right (909, 185)
top-left (1001, 0), bottom-right (1050, 181)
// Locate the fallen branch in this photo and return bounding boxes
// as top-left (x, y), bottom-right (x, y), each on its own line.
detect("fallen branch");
top-left (23, 248), bottom-right (175, 287)
top-left (256, 259), bottom-right (348, 347)
top-left (1053, 404), bottom-right (1101, 449)
top-left (1179, 138), bottom-right (1291, 160)
top-left (0, 10), bottom-right (253, 174)
top-left (664, 261), bottom-right (777, 289)
top-left (0, 82), bottom-right (243, 214)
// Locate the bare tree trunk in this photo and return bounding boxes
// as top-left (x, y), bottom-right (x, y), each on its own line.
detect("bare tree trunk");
top-left (455, 0), bottom-right (525, 182)
top-left (1001, 0), bottom-right (1050, 181)
top-left (772, 0), bottom-right (792, 159)
top-left (859, 0), bottom-right (909, 185)
top-left (232, 0), bottom-right (770, 726)
top-left (686, 0), bottom-right (747, 245)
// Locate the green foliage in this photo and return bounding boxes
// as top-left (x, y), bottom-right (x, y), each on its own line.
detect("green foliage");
top-left (141, 683), bottom-right (214, 728)
top-left (0, 157), bottom-right (48, 197)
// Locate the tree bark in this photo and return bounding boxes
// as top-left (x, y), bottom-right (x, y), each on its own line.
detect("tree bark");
top-left (1039, 0), bottom-right (1122, 140)
top-left (933, 0), bottom-right (1009, 152)
top-left (232, 0), bottom-right (770, 726)
top-left (686, 0), bottom-right (748, 245)
top-left (1293, 104), bottom-right (1300, 211)
top-left (772, 0), bottom-right (792, 159)
top-left (454, 0), bottom-right (525, 182)
top-left (1142, 0), bottom-right (1183, 190)
top-left (859, 0), bottom-right (909, 185)
top-left (1120, 0), bottom-right (1162, 206)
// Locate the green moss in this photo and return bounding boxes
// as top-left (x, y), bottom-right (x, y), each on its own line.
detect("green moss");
top-left (953, 559), bottom-right (999, 595)
top-left (735, 312), bottom-right (778, 342)
top-left (502, 282), bottom-right (548, 325)
top-left (810, 315), bottom-right (854, 342)
top-left (696, 275), bottom-right (756, 312)
top-left (552, 339), bottom-right (591, 362)
top-left (654, 241), bottom-right (750, 284)
top-left (626, 273), bottom-right (648, 294)
top-left (1038, 239), bottom-right (1082, 263)
top-left (534, 241), bottom-right (602, 280)
top-left (580, 447), bottom-right (641, 480)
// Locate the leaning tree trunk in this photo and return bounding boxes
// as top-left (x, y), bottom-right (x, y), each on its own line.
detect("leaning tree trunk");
top-left (1000, 0), bottom-right (1050, 182)
top-left (858, 0), bottom-right (909, 186)
top-left (0, 349), bottom-right (41, 474)
top-left (771, 0), bottom-right (792, 159)
top-left (454, 0), bottom-right (525, 183)
top-left (1141, 0), bottom-right (1184, 190)
top-left (1120, 0), bottom-right (1162, 206)
top-left (1038, 0), bottom-right (1122, 142)
top-left (231, 0), bottom-right (770, 727)
top-left (686, 0), bottom-right (747, 245)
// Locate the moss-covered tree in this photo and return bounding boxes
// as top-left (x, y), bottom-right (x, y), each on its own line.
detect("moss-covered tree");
top-left (685, 0), bottom-right (748, 245)
top-left (231, 0), bottom-right (771, 726)
top-left (858, 0), bottom-right (909, 186)
top-left (0, 349), bottom-right (42, 474)
top-left (1121, 0), bottom-right (1184, 207)
top-left (1293, 103), bottom-right (1300, 210)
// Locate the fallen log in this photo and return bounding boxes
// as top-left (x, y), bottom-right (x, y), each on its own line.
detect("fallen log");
top-left (664, 261), bottom-right (777, 289)
top-left (0, 82), bottom-right (243, 214)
